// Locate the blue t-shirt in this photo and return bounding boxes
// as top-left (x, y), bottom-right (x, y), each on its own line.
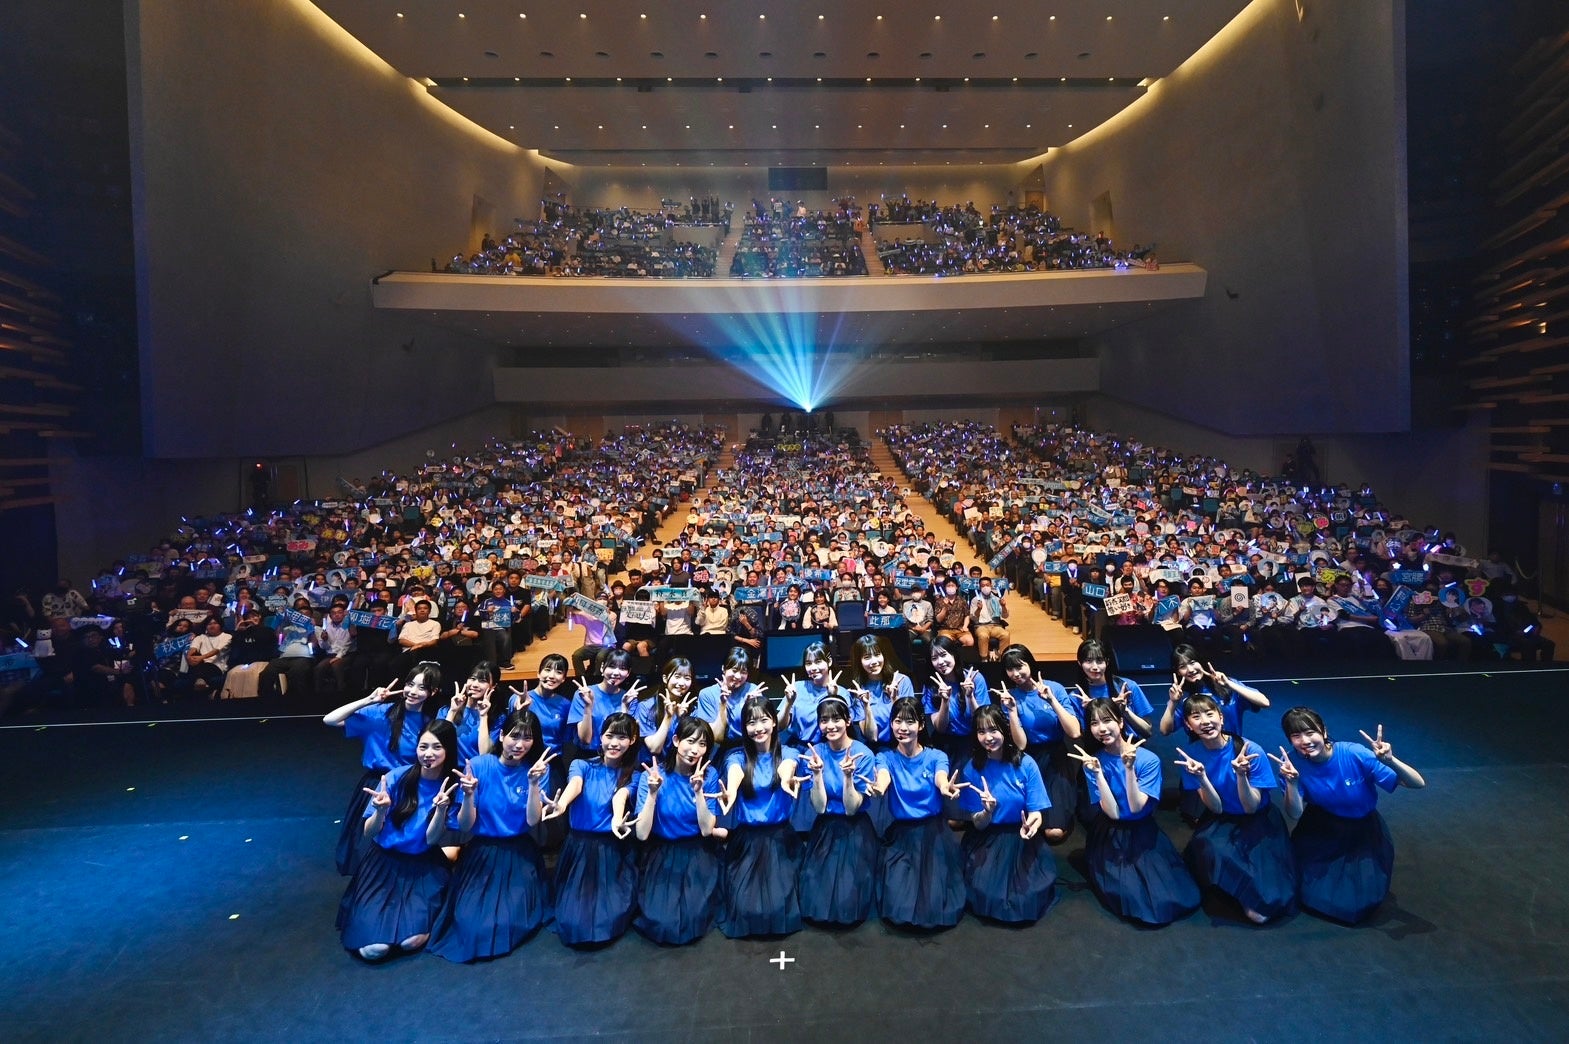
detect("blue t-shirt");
top-left (1178, 685), bottom-right (1246, 738)
top-left (723, 746), bottom-right (799, 826)
top-left (567, 758), bottom-right (639, 833)
top-left (467, 753), bottom-right (552, 837)
top-left (1085, 746), bottom-right (1163, 821)
top-left (567, 684), bottom-right (630, 751)
top-left (801, 739), bottom-right (876, 815)
top-left (695, 682), bottom-right (752, 742)
top-left (1178, 738), bottom-right (1276, 815)
top-left (1012, 682), bottom-right (1084, 747)
top-left (921, 671), bottom-right (992, 737)
top-left (630, 697), bottom-right (665, 744)
top-left (956, 756), bottom-right (1050, 825)
top-left (876, 746), bottom-right (950, 820)
top-left (1294, 741), bottom-right (1398, 818)
top-left (1081, 678), bottom-right (1154, 730)
top-left (787, 680), bottom-right (862, 745)
top-left (635, 763), bottom-right (721, 840)
top-left (344, 702), bottom-right (430, 771)
top-left (516, 688), bottom-right (572, 750)
top-left (857, 673), bottom-right (915, 744)
top-left (366, 765), bottom-right (455, 854)
top-left (438, 705), bottom-right (484, 764)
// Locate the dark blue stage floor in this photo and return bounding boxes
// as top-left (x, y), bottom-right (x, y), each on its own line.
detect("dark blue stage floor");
top-left (3, 667), bottom-right (1568, 1043)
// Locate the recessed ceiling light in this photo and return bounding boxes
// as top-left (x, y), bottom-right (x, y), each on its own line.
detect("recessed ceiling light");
top-left (396, 12), bottom-right (403, 18)
top-left (457, 12), bottom-right (465, 18)
top-left (700, 13), bottom-right (706, 19)
top-left (640, 13), bottom-right (646, 19)
top-left (819, 14), bottom-right (825, 20)
top-left (579, 12), bottom-right (587, 18)
top-left (934, 14), bottom-right (941, 19)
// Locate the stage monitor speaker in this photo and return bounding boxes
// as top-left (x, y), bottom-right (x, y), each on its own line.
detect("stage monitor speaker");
top-left (1104, 624), bottom-right (1172, 673)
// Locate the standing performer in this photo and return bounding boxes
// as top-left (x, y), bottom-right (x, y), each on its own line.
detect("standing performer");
top-left (323, 660), bottom-right (442, 875)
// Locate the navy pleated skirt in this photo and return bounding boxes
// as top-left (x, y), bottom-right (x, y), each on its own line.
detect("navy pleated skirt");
top-left (1083, 814), bottom-right (1201, 927)
top-left (635, 835), bottom-right (721, 945)
top-left (1025, 744), bottom-right (1078, 840)
top-left (878, 815), bottom-right (965, 929)
top-left (798, 813), bottom-right (880, 926)
top-left (553, 830), bottom-right (638, 946)
top-left (962, 824), bottom-right (1058, 924)
top-left (336, 844), bottom-right (450, 951)
top-left (1291, 804), bottom-right (1394, 925)
top-left (719, 822), bottom-right (803, 938)
top-left (335, 768), bottom-right (384, 876)
top-left (427, 833), bottom-right (551, 962)
top-left (1186, 806), bottom-right (1298, 921)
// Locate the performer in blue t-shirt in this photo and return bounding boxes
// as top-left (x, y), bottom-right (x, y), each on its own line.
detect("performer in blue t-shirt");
top-left (632, 716), bottom-right (722, 945)
top-left (717, 695), bottom-right (806, 937)
top-left (955, 705), bottom-right (1057, 924)
top-left (1174, 693), bottom-right (1297, 924)
top-left (544, 711), bottom-right (643, 945)
top-left (1073, 698), bottom-right (1200, 927)
top-left (323, 660), bottom-right (442, 875)
top-left (869, 696), bottom-right (965, 929)
top-left (1271, 706), bottom-right (1425, 924)
top-left (428, 708), bottom-right (554, 961)
top-left (336, 717), bottom-right (472, 961)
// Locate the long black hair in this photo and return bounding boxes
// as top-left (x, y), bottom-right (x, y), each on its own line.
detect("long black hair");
top-left (495, 708), bottom-right (545, 768)
top-left (388, 717), bottom-right (457, 830)
top-left (738, 694), bottom-right (780, 799)
top-left (388, 661), bottom-right (441, 758)
top-left (599, 711), bottom-right (641, 792)
top-left (661, 715), bottom-right (715, 775)
top-left (1075, 638), bottom-right (1125, 694)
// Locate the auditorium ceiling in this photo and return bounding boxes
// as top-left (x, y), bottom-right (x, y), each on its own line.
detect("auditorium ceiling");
top-left (312, 0), bottom-right (1252, 166)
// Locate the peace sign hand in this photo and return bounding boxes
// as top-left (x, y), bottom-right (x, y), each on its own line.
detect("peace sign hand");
top-left (363, 777), bottom-right (392, 810)
top-left (507, 684), bottom-right (532, 711)
top-left (575, 678), bottom-right (596, 710)
top-left (827, 670), bottom-right (842, 695)
top-left (1266, 746), bottom-right (1299, 782)
top-left (611, 813), bottom-right (633, 839)
top-left (976, 775), bottom-right (997, 813)
top-left (1114, 683), bottom-right (1132, 711)
top-left (1067, 743), bottom-right (1103, 776)
top-left (528, 747), bottom-right (559, 784)
top-left (1231, 747), bottom-right (1259, 776)
top-left (432, 775), bottom-right (460, 810)
top-left (1168, 673), bottom-right (1183, 704)
top-left (448, 682), bottom-right (467, 716)
top-left (961, 667), bottom-right (978, 696)
top-left (801, 744), bottom-right (826, 776)
top-left (1071, 683), bottom-right (1092, 706)
top-left (839, 751), bottom-right (864, 777)
top-left (644, 759), bottom-right (664, 791)
top-left (454, 759), bottom-right (479, 797)
top-left (689, 758), bottom-right (712, 793)
top-left (931, 673), bottom-right (951, 700)
top-left (1120, 736), bottom-right (1146, 769)
top-left (622, 679), bottom-right (647, 712)
top-left (1359, 723), bottom-right (1392, 761)
top-left (1173, 749), bottom-right (1208, 777)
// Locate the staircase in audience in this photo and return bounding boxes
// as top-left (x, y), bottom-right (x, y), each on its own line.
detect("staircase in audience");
top-left (860, 230), bottom-right (886, 275)
top-left (869, 437), bottom-right (1078, 661)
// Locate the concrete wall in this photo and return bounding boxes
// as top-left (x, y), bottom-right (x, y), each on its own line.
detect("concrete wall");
top-left (496, 358), bottom-right (1100, 406)
top-left (126, 0), bottom-right (547, 459)
top-left (1040, 0), bottom-right (1409, 436)
top-left (1082, 394), bottom-right (1489, 548)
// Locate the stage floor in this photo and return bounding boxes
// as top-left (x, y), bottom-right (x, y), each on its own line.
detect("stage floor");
top-left (4, 667), bottom-right (1568, 1043)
